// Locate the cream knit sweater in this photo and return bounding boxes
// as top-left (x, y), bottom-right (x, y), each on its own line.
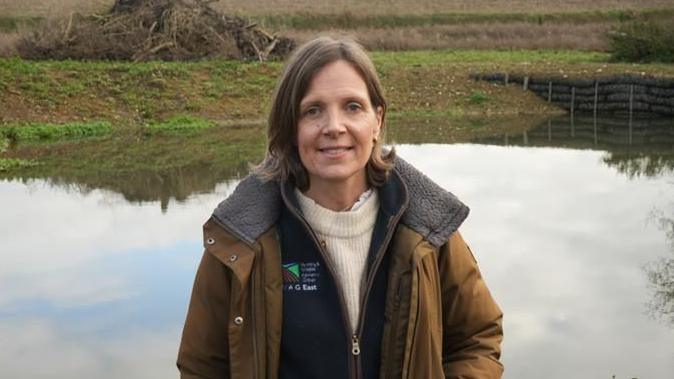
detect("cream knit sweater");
top-left (295, 188), bottom-right (379, 332)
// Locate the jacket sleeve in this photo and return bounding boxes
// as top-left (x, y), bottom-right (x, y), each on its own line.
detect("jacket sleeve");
top-left (177, 250), bottom-right (231, 379)
top-left (439, 231), bottom-right (504, 378)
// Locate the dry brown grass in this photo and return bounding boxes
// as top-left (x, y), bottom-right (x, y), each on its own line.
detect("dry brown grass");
top-left (1, 0), bottom-right (671, 54)
top-left (0, 0), bottom-right (112, 18)
top-left (1, 0), bottom-right (671, 17)
top-left (213, 0), bottom-right (673, 16)
top-left (0, 32), bottom-right (19, 56)
top-left (285, 22), bottom-right (612, 52)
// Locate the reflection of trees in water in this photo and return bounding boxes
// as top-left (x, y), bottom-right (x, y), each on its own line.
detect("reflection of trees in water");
top-left (603, 153), bottom-right (674, 179)
top-left (470, 115), bottom-right (674, 179)
top-left (645, 208), bottom-right (674, 326)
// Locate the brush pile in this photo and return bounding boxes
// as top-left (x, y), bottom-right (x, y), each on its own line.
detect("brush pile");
top-left (16, 0), bottom-right (295, 61)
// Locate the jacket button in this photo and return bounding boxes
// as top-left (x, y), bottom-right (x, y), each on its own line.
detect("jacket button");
top-left (206, 237), bottom-right (215, 245)
top-left (229, 254), bottom-right (238, 262)
top-left (234, 316), bottom-right (244, 325)
top-left (320, 240), bottom-right (327, 248)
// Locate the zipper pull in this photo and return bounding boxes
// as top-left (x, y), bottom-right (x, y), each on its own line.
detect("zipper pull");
top-left (351, 335), bottom-right (361, 356)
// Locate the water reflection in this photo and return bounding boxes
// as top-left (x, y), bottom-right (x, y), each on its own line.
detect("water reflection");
top-left (0, 125), bottom-right (266, 211)
top-left (395, 143), bottom-right (674, 378)
top-left (471, 115), bottom-right (674, 178)
top-left (0, 179), bottom-right (238, 378)
top-left (3, 115), bottom-right (673, 208)
top-left (645, 207), bottom-right (674, 326)
top-left (2, 116), bottom-right (674, 378)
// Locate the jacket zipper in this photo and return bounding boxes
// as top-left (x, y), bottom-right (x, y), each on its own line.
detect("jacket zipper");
top-left (281, 190), bottom-right (360, 379)
top-left (210, 216), bottom-right (261, 379)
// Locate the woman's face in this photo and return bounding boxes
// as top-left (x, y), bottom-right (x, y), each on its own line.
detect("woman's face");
top-left (296, 59), bottom-right (382, 192)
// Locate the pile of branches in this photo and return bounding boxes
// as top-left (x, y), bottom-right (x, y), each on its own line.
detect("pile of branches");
top-left (16, 0), bottom-right (295, 61)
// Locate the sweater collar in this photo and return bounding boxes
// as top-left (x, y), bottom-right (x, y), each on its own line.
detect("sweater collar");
top-left (293, 187), bottom-right (380, 238)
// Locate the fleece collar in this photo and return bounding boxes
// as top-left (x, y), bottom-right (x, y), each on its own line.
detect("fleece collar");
top-left (211, 156), bottom-right (469, 248)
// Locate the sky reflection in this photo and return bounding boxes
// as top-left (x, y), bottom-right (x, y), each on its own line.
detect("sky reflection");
top-left (397, 144), bottom-right (674, 379)
top-left (0, 179), bottom-right (238, 378)
top-left (1, 142), bottom-right (673, 378)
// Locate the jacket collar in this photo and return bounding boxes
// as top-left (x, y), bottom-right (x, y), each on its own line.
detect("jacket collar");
top-left (211, 156), bottom-right (469, 248)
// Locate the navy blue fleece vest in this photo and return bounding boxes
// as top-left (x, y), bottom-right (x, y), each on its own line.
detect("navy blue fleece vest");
top-left (277, 188), bottom-right (394, 379)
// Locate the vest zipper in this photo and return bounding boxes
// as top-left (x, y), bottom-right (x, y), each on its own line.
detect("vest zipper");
top-left (351, 334), bottom-right (361, 355)
top-left (281, 183), bottom-right (409, 379)
top-left (281, 192), bottom-right (359, 379)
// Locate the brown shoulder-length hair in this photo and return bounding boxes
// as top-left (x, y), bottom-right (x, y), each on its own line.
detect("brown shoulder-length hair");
top-left (254, 36), bottom-right (395, 191)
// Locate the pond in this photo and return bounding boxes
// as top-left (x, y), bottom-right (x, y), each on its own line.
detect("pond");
top-left (1, 115), bottom-right (673, 378)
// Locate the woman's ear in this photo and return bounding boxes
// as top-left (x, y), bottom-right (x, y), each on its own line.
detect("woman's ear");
top-left (374, 106), bottom-right (383, 138)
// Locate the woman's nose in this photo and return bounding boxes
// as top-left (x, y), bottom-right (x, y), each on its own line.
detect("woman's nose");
top-left (323, 109), bottom-right (346, 136)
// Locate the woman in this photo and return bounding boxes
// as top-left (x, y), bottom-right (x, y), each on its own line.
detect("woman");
top-left (178, 37), bottom-right (503, 378)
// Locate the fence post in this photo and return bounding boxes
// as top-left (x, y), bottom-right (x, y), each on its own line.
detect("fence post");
top-left (629, 84), bottom-right (634, 145)
top-left (571, 87), bottom-right (575, 118)
top-left (593, 115), bottom-right (598, 146)
top-left (548, 81), bottom-right (552, 102)
top-left (593, 80), bottom-right (599, 118)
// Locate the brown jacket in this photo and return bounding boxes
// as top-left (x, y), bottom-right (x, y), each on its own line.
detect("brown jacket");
top-left (178, 158), bottom-right (503, 378)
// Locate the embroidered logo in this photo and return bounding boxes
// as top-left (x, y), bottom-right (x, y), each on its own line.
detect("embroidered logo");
top-left (282, 263), bottom-right (300, 283)
top-left (282, 261), bottom-right (320, 292)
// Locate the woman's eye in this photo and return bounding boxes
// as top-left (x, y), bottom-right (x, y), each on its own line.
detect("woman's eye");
top-left (303, 107), bottom-right (320, 117)
top-left (347, 102), bottom-right (362, 112)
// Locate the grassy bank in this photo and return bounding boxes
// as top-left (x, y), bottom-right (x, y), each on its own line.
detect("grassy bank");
top-left (4, 49), bottom-right (674, 129)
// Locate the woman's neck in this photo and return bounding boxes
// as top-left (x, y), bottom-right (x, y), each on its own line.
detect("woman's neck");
top-left (303, 179), bottom-right (368, 211)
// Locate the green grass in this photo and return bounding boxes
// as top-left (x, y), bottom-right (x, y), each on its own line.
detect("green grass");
top-left (371, 49), bottom-right (609, 69)
top-left (0, 157), bottom-right (39, 171)
top-left (1, 50), bottom-right (673, 140)
top-left (144, 115), bottom-right (217, 135)
top-left (467, 91), bottom-right (489, 105)
top-left (0, 121), bottom-right (112, 142)
top-left (0, 57), bottom-right (278, 122)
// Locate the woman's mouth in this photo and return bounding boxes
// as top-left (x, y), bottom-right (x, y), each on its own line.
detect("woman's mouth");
top-left (318, 146), bottom-right (352, 156)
